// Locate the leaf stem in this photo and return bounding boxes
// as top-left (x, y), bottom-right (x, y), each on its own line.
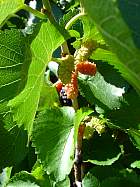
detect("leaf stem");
top-left (72, 98), bottom-right (79, 111)
top-left (51, 57), bottom-right (62, 64)
top-left (23, 4), bottom-right (47, 20)
top-left (42, 0), bottom-right (56, 23)
top-left (65, 12), bottom-right (86, 30)
top-left (62, 12), bottom-right (86, 55)
top-left (61, 42), bottom-right (70, 56)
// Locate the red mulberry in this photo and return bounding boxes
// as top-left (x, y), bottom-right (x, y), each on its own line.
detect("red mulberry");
top-left (64, 71), bottom-right (78, 100)
top-left (54, 80), bottom-right (63, 93)
top-left (76, 61), bottom-right (96, 76)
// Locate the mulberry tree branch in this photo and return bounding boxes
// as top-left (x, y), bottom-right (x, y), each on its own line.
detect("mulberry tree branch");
top-left (74, 124), bottom-right (85, 187)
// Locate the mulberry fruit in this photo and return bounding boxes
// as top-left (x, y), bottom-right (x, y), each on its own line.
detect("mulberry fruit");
top-left (58, 55), bottom-right (74, 84)
top-left (64, 71), bottom-right (78, 100)
top-left (59, 86), bottom-right (72, 106)
top-left (54, 80), bottom-right (63, 93)
top-left (76, 61), bottom-right (96, 76)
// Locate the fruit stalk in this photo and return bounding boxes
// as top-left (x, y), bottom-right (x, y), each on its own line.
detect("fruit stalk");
top-left (74, 124), bottom-right (85, 187)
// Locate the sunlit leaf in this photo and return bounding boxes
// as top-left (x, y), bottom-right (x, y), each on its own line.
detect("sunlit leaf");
top-left (78, 72), bottom-right (125, 110)
top-left (131, 160), bottom-right (140, 169)
top-left (0, 167), bottom-right (12, 187)
top-left (0, 0), bottom-right (24, 26)
top-left (0, 29), bottom-right (31, 103)
top-left (82, 173), bottom-right (100, 187)
top-left (9, 21), bottom-right (65, 134)
top-left (128, 129), bottom-right (140, 150)
top-left (83, 0), bottom-right (140, 95)
top-left (32, 107), bottom-right (75, 181)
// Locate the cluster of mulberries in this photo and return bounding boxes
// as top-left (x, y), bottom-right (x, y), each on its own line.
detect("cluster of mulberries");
top-left (55, 71), bottom-right (78, 100)
top-left (56, 60), bottom-right (96, 102)
top-left (54, 42), bottom-right (97, 103)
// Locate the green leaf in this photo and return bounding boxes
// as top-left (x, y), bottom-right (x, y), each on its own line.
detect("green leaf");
top-left (91, 48), bottom-right (126, 75)
top-left (59, 8), bottom-right (83, 35)
top-left (91, 48), bottom-right (136, 90)
top-left (0, 0), bottom-right (24, 26)
top-left (105, 87), bottom-right (140, 149)
top-left (82, 17), bottom-right (105, 45)
top-left (101, 176), bottom-right (140, 187)
top-left (101, 177), bottom-right (125, 187)
top-left (0, 29), bottom-right (31, 103)
top-left (83, 133), bottom-right (122, 165)
top-left (68, 29), bottom-right (80, 39)
top-left (95, 59), bottom-right (129, 89)
top-left (55, 177), bottom-right (70, 187)
top-left (0, 123), bottom-right (28, 170)
top-left (9, 21), bottom-right (65, 134)
top-left (131, 160), bottom-right (140, 169)
top-left (90, 166), bottom-right (140, 186)
top-left (106, 89), bottom-right (140, 130)
top-left (82, 173), bottom-right (100, 187)
top-left (128, 129), bottom-right (140, 150)
top-left (82, 17), bottom-right (95, 41)
top-left (38, 79), bottom-right (59, 111)
top-left (0, 167), bottom-right (12, 187)
top-left (59, 9), bottom-right (78, 28)
top-left (92, 48), bottom-right (117, 61)
top-left (118, 0), bottom-right (140, 49)
top-left (32, 107), bottom-right (75, 182)
top-left (0, 29), bottom-right (31, 124)
top-left (82, 0), bottom-right (140, 95)
top-left (31, 162), bottom-right (52, 187)
top-left (74, 108), bottom-right (93, 146)
top-left (8, 171), bottom-right (39, 185)
top-left (89, 166), bottom-right (122, 182)
top-left (0, 108), bottom-right (15, 130)
top-left (78, 72), bottom-right (125, 110)
top-left (7, 181), bottom-right (39, 187)
top-left (32, 162), bottom-right (46, 180)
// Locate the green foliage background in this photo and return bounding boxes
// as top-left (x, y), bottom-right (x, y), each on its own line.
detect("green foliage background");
top-left (0, 0), bottom-right (140, 186)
